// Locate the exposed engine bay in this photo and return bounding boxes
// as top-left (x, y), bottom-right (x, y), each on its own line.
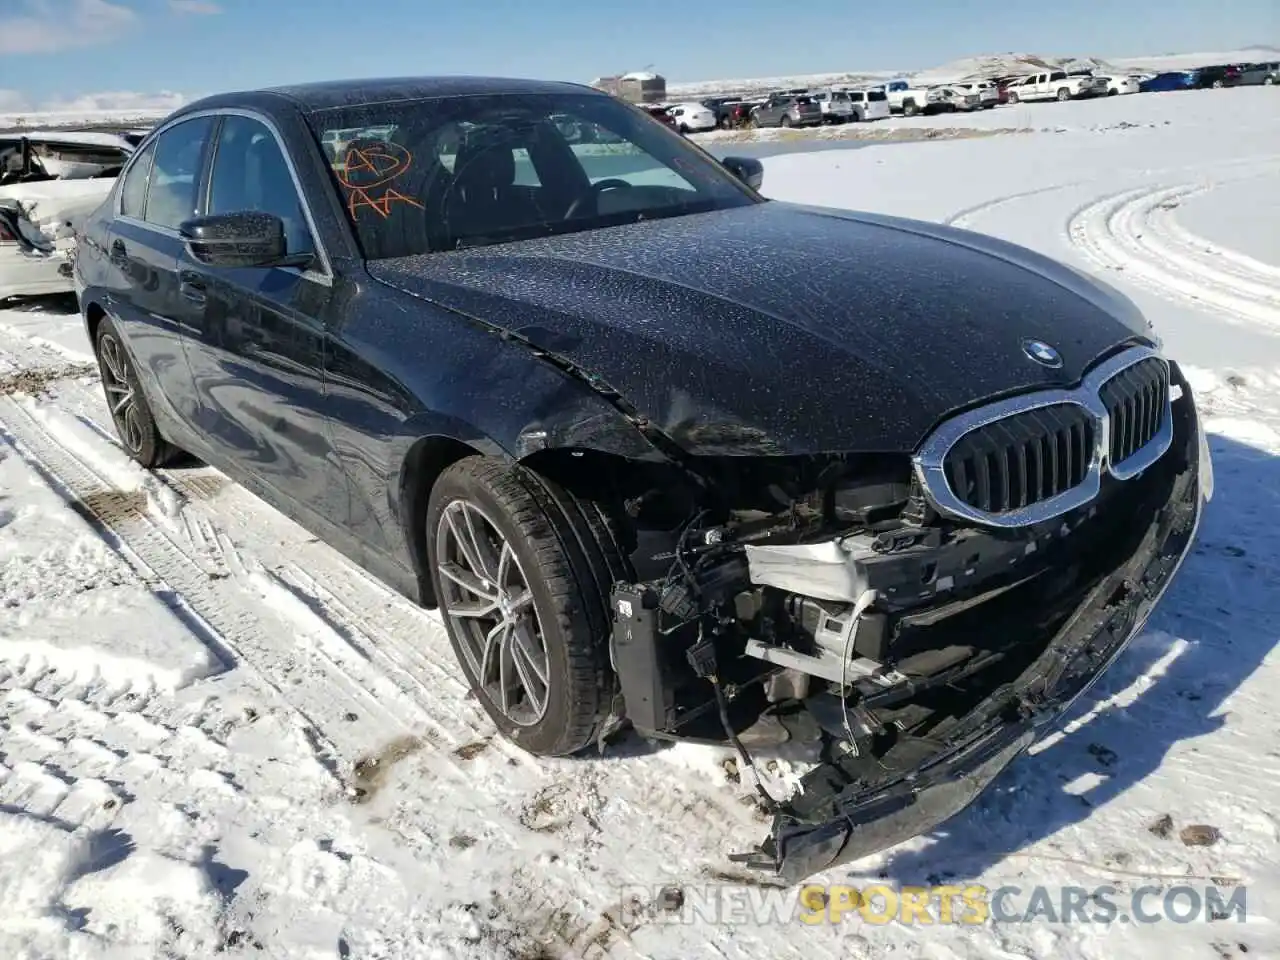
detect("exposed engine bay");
top-left (568, 351), bottom-right (1208, 879)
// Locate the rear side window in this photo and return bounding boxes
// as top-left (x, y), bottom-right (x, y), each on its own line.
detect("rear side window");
top-left (867, 91), bottom-right (887, 101)
top-left (146, 117), bottom-right (215, 230)
top-left (207, 115), bottom-right (315, 257)
top-left (119, 141), bottom-right (155, 219)
top-left (1050, 71), bottom-right (1067, 81)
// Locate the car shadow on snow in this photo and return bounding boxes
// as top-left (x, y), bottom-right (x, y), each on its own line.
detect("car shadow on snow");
top-left (868, 432), bottom-right (1280, 885)
top-left (0, 293), bottom-right (79, 316)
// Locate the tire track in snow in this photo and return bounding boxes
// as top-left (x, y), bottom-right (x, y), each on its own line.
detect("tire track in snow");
top-left (0, 392), bottom-right (409, 778)
top-left (1067, 175), bottom-right (1280, 329)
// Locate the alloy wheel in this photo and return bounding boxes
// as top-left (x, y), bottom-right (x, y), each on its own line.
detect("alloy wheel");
top-left (98, 333), bottom-right (144, 454)
top-left (435, 499), bottom-right (551, 726)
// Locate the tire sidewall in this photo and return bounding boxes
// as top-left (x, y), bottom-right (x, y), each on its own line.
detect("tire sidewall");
top-left (94, 316), bottom-right (165, 466)
top-left (426, 467), bottom-right (584, 756)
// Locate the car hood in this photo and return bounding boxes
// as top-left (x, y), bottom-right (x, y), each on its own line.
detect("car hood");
top-left (368, 201), bottom-right (1150, 457)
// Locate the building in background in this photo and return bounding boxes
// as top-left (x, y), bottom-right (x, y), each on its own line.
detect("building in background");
top-left (590, 71), bottom-right (667, 103)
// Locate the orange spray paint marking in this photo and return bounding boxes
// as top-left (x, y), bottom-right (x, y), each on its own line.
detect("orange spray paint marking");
top-left (338, 141), bottom-right (425, 218)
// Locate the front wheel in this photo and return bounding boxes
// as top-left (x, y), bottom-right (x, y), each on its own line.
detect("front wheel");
top-left (1008, 91), bottom-right (1019, 104)
top-left (1057, 87), bottom-right (1072, 101)
top-left (1264, 76), bottom-right (1275, 86)
top-left (94, 315), bottom-right (181, 468)
top-left (779, 114), bottom-right (792, 127)
top-left (427, 457), bottom-right (627, 756)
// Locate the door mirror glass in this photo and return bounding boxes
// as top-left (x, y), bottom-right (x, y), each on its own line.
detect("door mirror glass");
top-left (720, 155), bottom-right (763, 191)
top-left (180, 211), bottom-right (290, 268)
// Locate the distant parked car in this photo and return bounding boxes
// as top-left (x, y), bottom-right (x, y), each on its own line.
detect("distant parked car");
top-left (1238, 61), bottom-right (1279, 86)
top-left (810, 90), bottom-right (854, 123)
top-left (666, 102), bottom-right (718, 134)
top-left (884, 80), bottom-right (948, 116)
top-left (950, 81), bottom-right (1000, 108)
top-left (1098, 75), bottom-right (1141, 96)
top-left (1192, 65), bottom-right (1243, 89)
top-left (1139, 71), bottom-right (1197, 93)
top-left (1005, 70), bottom-right (1108, 103)
top-left (847, 88), bottom-right (890, 121)
top-left (707, 99), bottom-right (753, 129)
top-left (639, 104), bottom-right (678, 129)
top-left (749, 94), bottom-right (821, 128)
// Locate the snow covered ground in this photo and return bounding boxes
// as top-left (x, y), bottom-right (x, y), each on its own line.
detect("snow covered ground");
top-left (1, 85), bottom-right (1278, 960)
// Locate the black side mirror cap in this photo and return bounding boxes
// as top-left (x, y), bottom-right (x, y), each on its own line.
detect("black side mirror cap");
top-left (721, 155), bottom-right (764, 191)
top-left (179, 211), bottom-right (292, 269)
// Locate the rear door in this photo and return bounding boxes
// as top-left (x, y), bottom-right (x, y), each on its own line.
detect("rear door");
top-left (103, 116), bottom-right (216, 434)
top-left (177, 112), bottom-right (349, 520)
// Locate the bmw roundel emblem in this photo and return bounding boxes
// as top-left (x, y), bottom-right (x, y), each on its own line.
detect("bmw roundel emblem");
top-left (1021, 339), bottom-right (1063, 368)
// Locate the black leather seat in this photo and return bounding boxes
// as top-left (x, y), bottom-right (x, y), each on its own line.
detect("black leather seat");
top-left (442, 128), bottom-right (544, 242)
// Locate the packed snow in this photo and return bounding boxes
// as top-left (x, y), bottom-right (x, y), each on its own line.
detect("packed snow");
top-left (1, 83), bottom-right (1278, 960)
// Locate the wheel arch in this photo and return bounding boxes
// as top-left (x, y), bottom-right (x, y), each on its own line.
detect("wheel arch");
top-left (83, 299), bottom-right (108, 345)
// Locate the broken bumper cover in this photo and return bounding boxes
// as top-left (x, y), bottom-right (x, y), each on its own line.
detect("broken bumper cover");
top-left (757, 405), bottom-right (1210, 883)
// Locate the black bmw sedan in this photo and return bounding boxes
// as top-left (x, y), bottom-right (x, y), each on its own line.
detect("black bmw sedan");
top-left (74, 76), bottom-right (1213, 881)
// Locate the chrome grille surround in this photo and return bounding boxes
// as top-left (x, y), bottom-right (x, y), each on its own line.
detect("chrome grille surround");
top-left (912, 345), bottom-right (1174, 528)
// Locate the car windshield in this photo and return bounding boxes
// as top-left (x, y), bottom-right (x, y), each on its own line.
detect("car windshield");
top-left (307, 91), bottom-right (759, 259)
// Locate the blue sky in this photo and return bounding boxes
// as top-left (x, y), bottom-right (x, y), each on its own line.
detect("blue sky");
top-left (0, 0), bottom-right (1275, 107)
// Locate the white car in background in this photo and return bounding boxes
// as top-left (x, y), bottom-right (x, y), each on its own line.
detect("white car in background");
top-left (1099, 75), bottom-right (1142, 96)
top-left (0, 131), bottom-right (132, 302)
top-left (665, 102), bottom-right (717, 134)
top-left (847, 88), bottom-right (891, 121)
top-left (809, 90), bottom-right (854, 123)
top-left (950, 81), bottom-right (1000, 108)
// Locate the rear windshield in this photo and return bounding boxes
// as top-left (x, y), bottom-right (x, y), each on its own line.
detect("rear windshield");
top-left (866, 90), bottom-right (887, 101)
top-left (309, 92), bottom-right (758, 259)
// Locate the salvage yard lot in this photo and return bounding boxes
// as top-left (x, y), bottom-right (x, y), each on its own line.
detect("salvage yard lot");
top-left (1, 86), bottom-right (1279, 959)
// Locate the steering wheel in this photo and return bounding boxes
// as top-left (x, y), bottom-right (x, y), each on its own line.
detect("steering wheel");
top-left (564, 178), bottom-right (633, 219)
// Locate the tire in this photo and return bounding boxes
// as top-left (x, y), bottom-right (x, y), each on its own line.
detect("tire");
top-left (678, 123), bottom-right (689, 134)
top-left (1008, 91), bottom-right (1019, 104)
top-left (780, 114), bottom-right (792, 128)
top-left (426, 456), bottom-right (629, 757)
top-left (1057, 87), bottom-right (1072, 101)
top-left (93, 315), bottom-right (181, 468)
top-left (1212, 79), bottom-right (1224, 89)
top-left (1108, 88), bottom-right (1118, 96)
top-left (1265, 76), bottom-right (1275, 86)
top-left (903, 100), bottom-right (918, 117)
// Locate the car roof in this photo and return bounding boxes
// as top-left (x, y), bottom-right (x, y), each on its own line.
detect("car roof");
top-left (175, 76), bottom-right (602, 117)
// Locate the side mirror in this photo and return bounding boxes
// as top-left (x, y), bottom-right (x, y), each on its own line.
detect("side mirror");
top-left (179, 211), bottom-right (289, 268)
top-left (721, 155), bottom-right (764, 191)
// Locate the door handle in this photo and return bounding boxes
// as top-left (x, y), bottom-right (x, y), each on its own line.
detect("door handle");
top-left (109, 239), bottom-right (128, 267)
top-left (179, 277), bottom-right (207, 306)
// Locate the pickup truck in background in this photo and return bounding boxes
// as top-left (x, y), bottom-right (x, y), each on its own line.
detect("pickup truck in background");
top-left (1005, 70), bottom-right (1108, 103)
top-left (883, 80), bottom-right (948, 116)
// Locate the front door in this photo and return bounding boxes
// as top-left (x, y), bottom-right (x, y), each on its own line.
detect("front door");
top-left (178, 113), bottom-right (350, 523)
top-left (101, 117), bottom-right (216, 435)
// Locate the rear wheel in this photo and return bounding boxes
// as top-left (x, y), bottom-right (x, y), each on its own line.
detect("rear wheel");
top-left (903, 100), bottom-right (919, 117)
top-left (780, 114), bottom-right (792, 128)
top-left (427, 457), bottom-right (627, 756)
top-left (1008, 91), bottom-right (1019, 104)
top-left (1212, 79), bottom-right (1224, 89)
top-left (1265, 76), bottom-right (1275, 86)
top-left (94, 316), bottom-right (180, 468)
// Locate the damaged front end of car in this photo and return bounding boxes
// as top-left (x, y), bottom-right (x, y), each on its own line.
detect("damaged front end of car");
top-left (588, 343), bottom-right (1209, 882)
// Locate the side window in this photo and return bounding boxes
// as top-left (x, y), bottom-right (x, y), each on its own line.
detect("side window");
top-left (1050, 71), bottom-right (1067, 82)
top-left (207, 115), bottom-right (314, 256)
top-left (119, 141), bottom-right (155, 219)
top-left (146, 117), bottom-right (214, 230)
